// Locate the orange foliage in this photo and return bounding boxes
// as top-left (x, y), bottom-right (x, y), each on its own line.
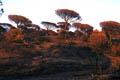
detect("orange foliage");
top-left (100, 21), bottom-right (120, 35)
top-left (108, 56), bottom-right (120, 72)
top-left (55, 9), bottom-right (80, 22)
top-left (57, 29), bottom-right (67, 37)
top-left (72, 22), bottom-right (93, 40)
top-left (72, 22), bottom-right (93, 33)
top-left (72, 22), bottom-right (82, 30)
top-left (89, 31), bottom-right (109, 53)
top-left (56, 9), bottom-right (82, 31)
top-left (5, 29), bottom-right (24, 42)
top-left (8, 15), bottom-right (32, 28)
top-left (111, 45), bottom-right (120, 56)
top-left (93, 29), bottom-right (100, 33)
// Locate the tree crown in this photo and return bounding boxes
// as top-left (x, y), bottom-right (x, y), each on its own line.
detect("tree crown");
top-left (8, 15), bottom-right (32, 27)
top-left (41, 21), bottom-right (57, 30)
top-left (55, 9), bottom-right (82, 23)
top-left (100, 21), bottom-right (120, 35)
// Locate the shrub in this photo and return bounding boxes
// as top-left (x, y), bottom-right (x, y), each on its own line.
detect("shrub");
top-left (57, 29), bottom-right (68, 38)
top-left (111, 45), bottom-right (120, 56)
top-left (48, 30), bottom-right (57, 36)
top-left (67, 31), bottom-right (75, 38)
top-left (109, 56), bottom-right (120, 72)
top-left (5, 29), bottom-right (24, 43)
top-left (74, 30), bottom-right (83, 38)
top-left (36, 36), bottom-right (50, 44)
top-left (88, 31), bottom-right (109, 53)
top-left (0, 35), bottom-right (5, 41)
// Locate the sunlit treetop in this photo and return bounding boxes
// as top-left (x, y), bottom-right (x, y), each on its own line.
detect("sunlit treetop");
top-left (89, 31), bottom-right (108, 53)
top-left (72, 22), bottom-right (82, 30)
top-left (8, 15), bottom-right (32, 28)
top-left (80, 24), bottom-right (93, 32)
top-left (55, 9), bottom-right (82, 23)
top-left (93, 29), bottom-right (100, 33)
top-left (100, 21), bottom-right (120, 35)
top-left (72, 22), bottom-right (93, 32)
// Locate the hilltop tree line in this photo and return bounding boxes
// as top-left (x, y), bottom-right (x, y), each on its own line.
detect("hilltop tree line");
top-left (0, 8), bottom-right (120, 54)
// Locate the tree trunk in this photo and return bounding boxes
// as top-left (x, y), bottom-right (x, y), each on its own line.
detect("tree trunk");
top-left (64, 20), bottom-right (68, 39)
top-left (17, 23), bottom-right (18, 28)
top-left (96, 53), bottom-right (103, 75)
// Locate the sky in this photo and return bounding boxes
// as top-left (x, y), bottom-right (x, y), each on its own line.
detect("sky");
top-left (0, 0), bottom-right (120, 30)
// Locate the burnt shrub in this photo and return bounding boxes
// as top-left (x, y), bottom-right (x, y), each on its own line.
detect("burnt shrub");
top-left (74, 30), bottom-right (83, 38)
top-left (67, 31), bottom-right (75, 38)
top-left (23, 29), bottom-right (37, 43)
top-left (58, 29), bottom-right (67, 38)
top-left (47, 30), bottom-right (57, 36)
top-left (0, 35), bottom-right (5, 41)
top-left (5, 29), bottom-right (24, 43)
top-left (36, 36), bottom-right (51, 44)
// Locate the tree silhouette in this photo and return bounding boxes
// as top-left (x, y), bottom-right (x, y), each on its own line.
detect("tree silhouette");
top-left (0, 23), bottom-right (15, 34)
top-left (0, 0), bottom-right (4, 16)
top-left (55, 9), bottom-right (82, 31)
top-left (41, 21), bottom-right (57, 35)
top-left (72, 22), bottom-right (82, 31)
top-left (0, 26), bottom-right (6, 34)
top-left (72, 22), bottom-right (93, 40)
top-left (31, 24), bottom-right (41, 30)
top-left (0, 23), bottom-right (15, 29)
top-left (57, 22), bottom-right (71, 30)
top-left (100, 21), bottom-right (120, 45)
top-left (24, 23), bottom-right (40, 30)
top-left (8, 15), bottom-right (32, 28)
top-left (41, 21), bottom-right (57, 30)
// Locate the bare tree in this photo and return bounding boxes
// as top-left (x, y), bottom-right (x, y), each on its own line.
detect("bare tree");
top-left (55, 9), bottom-right (82, 31)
